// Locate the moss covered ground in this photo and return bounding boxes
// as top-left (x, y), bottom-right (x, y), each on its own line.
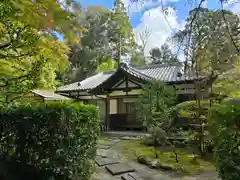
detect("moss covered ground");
top-left (114, 139), bottom-right (216, 175)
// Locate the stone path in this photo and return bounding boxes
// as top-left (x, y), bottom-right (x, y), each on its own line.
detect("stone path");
top-left (90, 137), bottom-right (220, 180)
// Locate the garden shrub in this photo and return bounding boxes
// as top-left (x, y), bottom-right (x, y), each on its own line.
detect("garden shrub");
top-left (209, 100), bottom-right (240, 180)
top-left (0, 102), bottom-right (100, 180)
top-left (175, 100), bottom-right (212, 118)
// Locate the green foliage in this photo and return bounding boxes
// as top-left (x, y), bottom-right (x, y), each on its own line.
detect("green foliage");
top-left (97, 58), bottom-right (117, 72)
top-left (116, 139), bottom-right (215, 175)
top-left (209, 101), bottom-right (240, 180)
top-left (213, 66), bottom-right (240, 96)
top-left (0, 0), bottom-right (82, 103)
top-left (175, 100), bottom-right (211, 118)
top-left (172, 8), bottom-right (239, 85)
top-left (66, 3), bottom-right (136, 82)
top-left (148, 126), bottom-right (167, 145)
top-left (130, 52), bottom-right (146, 67)
top-left (136, 81), bottom-right (176, 128)
top-left (149, 43), bottom-right (179, 65)
top-left (0, 102), bottom-right (100, 180)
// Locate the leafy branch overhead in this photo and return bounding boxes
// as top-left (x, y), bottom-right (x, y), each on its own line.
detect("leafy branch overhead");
top-left (0, 0), bottom-right (81, 103)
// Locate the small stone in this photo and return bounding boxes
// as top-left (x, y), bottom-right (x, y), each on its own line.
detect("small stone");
top-left (149, 160), bottom-right (159, 169)
top-left (158, 163), bottom-right (175, 171)
top-left (137, 156), bottom-right (151, 166)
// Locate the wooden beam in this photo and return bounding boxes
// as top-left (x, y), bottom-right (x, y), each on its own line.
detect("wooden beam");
top-left (112, 79), bottom-right (125, 89)
top-left (127, 78), bottom-right (143, 88)
top-left (105, 93), bottom-right (110, 131)
top-left (126, 76), bottom-right (129, 95)
top-left (109, 94), bottom-right (139, 99)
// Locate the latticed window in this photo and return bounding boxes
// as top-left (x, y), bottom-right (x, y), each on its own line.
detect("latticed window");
top-left (124, 102), bottom-right (136, 114)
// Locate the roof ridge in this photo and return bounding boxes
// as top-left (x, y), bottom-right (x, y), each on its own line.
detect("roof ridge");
top-left (124, 64), bottom-right (154, 80)
top-left (135, 62), bottom-right (182, 70)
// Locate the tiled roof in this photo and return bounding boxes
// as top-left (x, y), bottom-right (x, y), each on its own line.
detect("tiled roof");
top-left (56, 71), bottom-right (113, 92)
top-left (136, 63), bottom-right (197, 83)
top-left (31, 89), bottom-right (71, 100)
top-left (56, 63), bottom-right (197, 93)
top-left (121, 63), bottom-right (154, 81)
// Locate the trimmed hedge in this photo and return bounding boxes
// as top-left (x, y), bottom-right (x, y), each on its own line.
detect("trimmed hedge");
top-left (209, 100), bottom-right (240, 180)
top-left (0, 102), bottom-right (100, 180)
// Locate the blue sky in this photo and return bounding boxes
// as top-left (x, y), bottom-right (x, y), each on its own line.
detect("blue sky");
top-left (77, 0), bottom-right (222, 28)
top-left (77, 0), bottom-right (239, 57)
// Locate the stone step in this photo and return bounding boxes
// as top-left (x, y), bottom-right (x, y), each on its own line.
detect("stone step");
top-left (121, 173), bottom-right (144, 180)
top-left (106, 163), bottom-right (135, 176)
top-left (97, 145), bottom-right (111, 150)
top-left (95, 156), bottom-right (119, 166)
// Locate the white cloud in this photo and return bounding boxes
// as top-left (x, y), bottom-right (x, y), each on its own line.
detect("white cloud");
top-left (133, 6), bottom-right (180, 56)
top-left (223, 0), bottom-right (240, 7)
top-left (201, 0), bottom-right (208, 8)
top-left (123, 0), bottom-right (179, 14)
top-left (230, 2), bottom-right (240, 15)
top-left (222, 0), bottom-right (240, 15)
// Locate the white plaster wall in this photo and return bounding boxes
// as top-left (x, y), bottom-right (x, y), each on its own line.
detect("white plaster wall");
top-left (110, 99), bottom-right (117, 114)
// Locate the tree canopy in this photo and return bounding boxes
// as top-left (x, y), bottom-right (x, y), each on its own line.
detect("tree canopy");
top-left (149, 43), bottom-right (179, 65)
top-left (65, 1), bottom-right (136, 82)
top-left (0, 0), bottom-right (81, 103)
top-left (172, 8), bottom-right (240, 74)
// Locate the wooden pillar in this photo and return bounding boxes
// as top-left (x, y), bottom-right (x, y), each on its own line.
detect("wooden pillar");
top-left (105, 93), bottom-right (110, 131)
top-left (118, 98), bottom-right (124, 113)
top-left (126, 76), bottom-right (129, 95)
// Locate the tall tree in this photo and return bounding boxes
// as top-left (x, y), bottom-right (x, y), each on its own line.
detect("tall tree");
top-left (129, 28), bottom-right (151, 67)
top-left (66, 2), bottom-right (136, 82)
top-left (172, 7), bottom-right (240, 155)
top-left (149, 47), bottom-right (162, 64)
top-left (149, 43), bottom-right (178, 65)
top-left (172, 8), bottom-right (239, 73)
top-left (130, 51), bottom-right (146, 67)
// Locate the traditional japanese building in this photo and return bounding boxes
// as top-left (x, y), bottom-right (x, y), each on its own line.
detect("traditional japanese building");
top-left (56, 63), bottom-right (201, 130)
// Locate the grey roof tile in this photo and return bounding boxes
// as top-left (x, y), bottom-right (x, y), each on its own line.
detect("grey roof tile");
top-left (137, 64), bottom-right (197, 83)
top-left (31, 89), bottom-right (71, 100)
top-left (56, 63), bottom-right (197, 92)
top-left (57, 71), bottom-right (113, 92)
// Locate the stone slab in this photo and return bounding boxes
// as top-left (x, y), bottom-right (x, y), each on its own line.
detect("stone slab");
top-left (99, 140), bottom-right (120, 147)
top-left (95, 156), bottom-right (119, 166)
top-left (105, 163), bottom-right (135, 176)
top-left (97, 145), bottom-right (111, 149)
top-left (97, 149), bottom-right (108, 158)
top-left (121, 173), bottom-right (144, 180)
top-left (121, 174), bottom-right (135, 180)
top-left (99, 142), bottom-right (116, 147)
top-left (128, 173), bottom-right (144, 180)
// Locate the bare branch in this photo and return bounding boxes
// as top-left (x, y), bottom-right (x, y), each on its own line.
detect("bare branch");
top-left (136, 27), bottom-right (152, 54)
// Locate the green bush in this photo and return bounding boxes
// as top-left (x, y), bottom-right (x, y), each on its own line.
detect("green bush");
top-left (0, 102), bottom-right (100, 180)
top-left (175, 100), bottom-right (211, 118)
top-left (209, 101), bottom-right (240, 180)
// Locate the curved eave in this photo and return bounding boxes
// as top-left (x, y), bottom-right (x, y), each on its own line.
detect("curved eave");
top-left (90, 67), bottom-right (152, 94)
